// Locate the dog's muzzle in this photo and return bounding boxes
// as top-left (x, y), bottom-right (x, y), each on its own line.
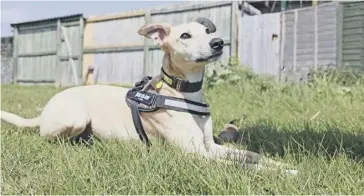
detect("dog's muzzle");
top-left (210, 38), bottom-right (224, 51)
top-left (195, 38), bottom-right (224, 63)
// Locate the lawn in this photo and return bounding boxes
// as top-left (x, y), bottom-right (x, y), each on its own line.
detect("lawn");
top-left (1, 69), bottom-right (364, 195)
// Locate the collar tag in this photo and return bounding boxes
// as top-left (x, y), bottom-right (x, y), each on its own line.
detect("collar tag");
top-left (155, 80), bottom-right (163, 89)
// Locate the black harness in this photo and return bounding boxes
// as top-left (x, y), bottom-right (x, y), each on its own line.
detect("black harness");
top-left (125, 68), bottom-right (210, 148)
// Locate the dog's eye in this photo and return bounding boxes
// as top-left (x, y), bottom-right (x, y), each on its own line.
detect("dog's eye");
top-left (180, 33), bottom-right (191, 39)
top-left (206, 29), bottom-right (210, 34)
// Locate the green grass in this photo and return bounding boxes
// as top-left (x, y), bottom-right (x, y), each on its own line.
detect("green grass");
top-left (1, 70), bottom-right (364, 194)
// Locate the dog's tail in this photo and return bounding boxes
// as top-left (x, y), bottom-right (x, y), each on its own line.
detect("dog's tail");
top-left (1, 111), bottom-right (40, 128)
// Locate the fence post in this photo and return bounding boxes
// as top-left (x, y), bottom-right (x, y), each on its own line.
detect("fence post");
top-left (61, 26), bottom-right (79, 85)
top-left (279, 12), bottom-right (286, 81)
top-left (12, 27), bottom-right (19, 84)
top-left (336, 2), bottom-right (343, 68)
top-left (143, 10), bottom-right (151, 77)
top-left (79, 17), bottom-right (85, 83)
top-left (230, 1), bottom-right (239, 58)
top-left (55, 19), bottom-right (62, 87)
top-left (314, 5), bottom-right (318, 70)
top-left (293, 9), bottom-right (298, 72)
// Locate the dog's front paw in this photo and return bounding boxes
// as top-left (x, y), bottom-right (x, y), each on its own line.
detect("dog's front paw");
top-left (241, 162), bottom-right (261, 170)
top-left (218, 113), bottom-right (248, 143)
top-left (218, 123), bottom-right (239, 143)
top-left (284, 169), bottom-right (299, 175)
top-left (242, 162), bottom-right (299, 176)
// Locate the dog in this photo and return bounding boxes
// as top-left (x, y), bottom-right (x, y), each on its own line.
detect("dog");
top-left (1, 18), bottom-right (297, 174)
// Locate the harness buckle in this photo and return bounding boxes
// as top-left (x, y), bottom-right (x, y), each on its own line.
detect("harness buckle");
top-left (175, 78), bottom-right (187, 91)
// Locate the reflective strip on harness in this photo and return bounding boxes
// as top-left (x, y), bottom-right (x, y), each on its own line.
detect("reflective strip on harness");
top-left (164, 99), bottom-right (210, 115)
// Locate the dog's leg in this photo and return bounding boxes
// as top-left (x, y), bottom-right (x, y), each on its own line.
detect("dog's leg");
top-left (206, 142), bottom-right (292, 170)
top-left (161, 123), bottom-right (236, 166)
top-left (159, 119), bottom-right (259, 168)
top-left (40, 103), bottom-right (91, 141)
top-left (202, 118), bottom-right (262, 168)
top-left (203, 117), bottom-right (292, 170)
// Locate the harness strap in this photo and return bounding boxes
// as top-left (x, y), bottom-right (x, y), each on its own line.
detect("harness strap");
top-left (130, 101), bottom-right (152, 148)
top-left (127, 90), bottom-right (210, 116)
top-left (161, 68), bottom-right (203, 93)
top-left (126, 75), bottom-right (210, 149)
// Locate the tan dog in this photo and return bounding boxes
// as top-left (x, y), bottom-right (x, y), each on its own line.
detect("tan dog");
top-left (1, 18), bottom-right (297, 174)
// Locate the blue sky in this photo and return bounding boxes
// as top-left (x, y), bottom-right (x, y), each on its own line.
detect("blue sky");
top-left (1, 1), bottom-right (186, 37)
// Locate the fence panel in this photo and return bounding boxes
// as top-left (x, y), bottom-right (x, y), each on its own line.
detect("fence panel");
top-left (16, 23), bottom-right (58, 83)
top-left (341, 1), bottom-right (364, 71)
top-left (281, 2), bottom-right (338, 82)
top-left (83, 14), bottom-right (145, 85)
top-left (10, 15), bottom-right (83, 86)
top-left (94, 51), bottom-right (145, 84)
top-left (317, 3), bottom-right (337, 67)
top-left (238, 12), bottom-right (281, 79)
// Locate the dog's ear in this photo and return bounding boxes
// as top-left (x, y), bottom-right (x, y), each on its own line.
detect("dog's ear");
top-left (138, 23), bottom-right (171, 46)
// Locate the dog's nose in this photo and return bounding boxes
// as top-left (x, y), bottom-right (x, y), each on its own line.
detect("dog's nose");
top-left (209, 38), bottom-right (224, 50)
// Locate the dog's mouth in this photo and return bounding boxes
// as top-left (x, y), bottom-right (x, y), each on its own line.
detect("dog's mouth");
top-left (195, 51), bottom-right (223, 62)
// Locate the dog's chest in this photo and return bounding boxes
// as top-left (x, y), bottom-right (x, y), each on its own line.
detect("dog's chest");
top-left (194, 115), bottom-right (210, 130)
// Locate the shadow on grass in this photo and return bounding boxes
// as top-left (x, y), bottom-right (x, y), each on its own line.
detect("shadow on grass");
top-left (231, 123), bottom-right (364, 162)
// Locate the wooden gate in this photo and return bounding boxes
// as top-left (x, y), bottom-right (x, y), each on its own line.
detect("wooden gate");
top-left (238, 13), bottom-right (281, 79)
top-left (11, 14), bottom-right (84, 86)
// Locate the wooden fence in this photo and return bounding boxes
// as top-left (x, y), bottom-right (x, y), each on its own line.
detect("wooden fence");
top-left (83, 1), bottom-right (239, 85)
top-left (238, 2), bottom-right (340, 82)
top-left (2, 1), bottom-right (364, 86)
top-left (9, 14), bottom-right (84, 86)
top-left (280, 2), bottom-right (339, 82)
top-left (339, 2), bottom-right (364, 71)
top-left (239, 12), bottom-right (281, 80)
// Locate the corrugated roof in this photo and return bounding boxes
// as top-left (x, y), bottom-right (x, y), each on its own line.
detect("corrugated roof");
top-left (10, 13), bottom-right (83, 27)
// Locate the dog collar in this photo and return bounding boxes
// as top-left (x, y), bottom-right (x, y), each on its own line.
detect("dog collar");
top-left (160, 68), bottom-right (203, 93)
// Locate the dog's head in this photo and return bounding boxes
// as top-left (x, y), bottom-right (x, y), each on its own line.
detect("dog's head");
top-left (138, 17), bottom-right (223, 71)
